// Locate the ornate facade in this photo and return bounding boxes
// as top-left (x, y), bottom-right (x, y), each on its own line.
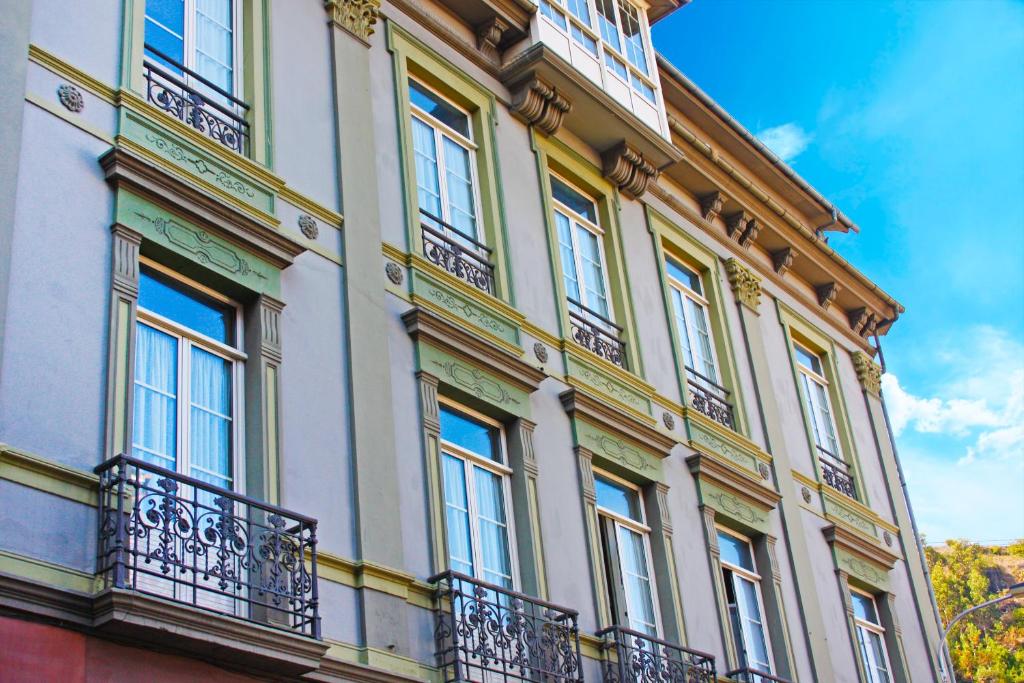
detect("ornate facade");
top-left (0, 0), bottom-right (946, 681)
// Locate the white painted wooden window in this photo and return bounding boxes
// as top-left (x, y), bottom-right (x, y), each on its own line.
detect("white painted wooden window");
top-left (851, 589), bottom-right (894, 683)
top-left (718, 529), bottom-right (774, 677)
top-left (794, 343), bottom-right (842, 460)
top-left (666, 258), bottom-right (719, 384)
top-left (551, 175), bottom-right (614, 322)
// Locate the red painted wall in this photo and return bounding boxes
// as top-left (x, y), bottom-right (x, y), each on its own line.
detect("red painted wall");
top-left (0, 616), bottom-right (263, 682)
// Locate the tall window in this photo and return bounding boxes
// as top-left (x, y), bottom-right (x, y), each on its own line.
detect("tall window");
top-left (132, 263), bottom-right (242, 492)
top-left (851, 590), bottom-right (893, 683)
top-left (439, 403), bottom-right (516, 589)
top-left (794, 344), bottom-right (841, 460)
top-left (595, 473), bottom-right (659, 636)
top-left (145, 0), bottom-right (238, 97)
top-left (717, 530), bottom-right (774, 678)
top-left (667, 259), bottom-right (718, 384)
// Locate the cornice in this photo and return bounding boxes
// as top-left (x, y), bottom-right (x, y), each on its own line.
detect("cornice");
top-left (824, 524), bottom-right (900, 570)
top-left (560, 387), bottom-right (676, 455)
top-left (383, 3), bottom-right (502, 81)
top-left (686, 452), bottom-right (781, 511)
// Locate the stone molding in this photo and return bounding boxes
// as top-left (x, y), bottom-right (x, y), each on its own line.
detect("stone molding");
top-left (723, 258), bottom-right (762, 311)
top-left (508, 76), bottom-right (572, 135)
top-left (824, 524), bottom-right (900, 572)
top-left (686, 452), bottom-right (781, 512)
top-left (699, 191), bottom-right (726, 223)
top-left (816, 282), bottom-right (840, 310)
top-left (771, 247), bottom-right (796, 276)
top-left (475, 16), bottom-right (511, 54)
top-left (560, 387), bottom-right (676, 457)
top-left (325, 0), bottom-right (381, 42)
top-left (601, 142), bottom-right (658, 199)
top-left (852, 351), bottom-right (883, 396)
top-left (724, 211), bottom-right (759, 248)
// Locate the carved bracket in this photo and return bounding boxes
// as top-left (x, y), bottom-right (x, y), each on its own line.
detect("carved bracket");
top-left (771, 247), bottom-right (796, 276)
top-left (476, 17), bottom-right (511, 54)
top-left (848, 307), bottom-right (879, 339)
top-left (816, 282), bottom-right (839, 310)
top-left (325, 0), bottom-right (381, 42)
top-left (724, 211), bottom-right (760, 248)
top-left (699, 191), bottom-right (726, 223)
top-left (509, 77), bottom-right (572, 136)
top-left (724, 258), bottom-right (762, 311)
top-left (602, 142), bottom-right (658, 199)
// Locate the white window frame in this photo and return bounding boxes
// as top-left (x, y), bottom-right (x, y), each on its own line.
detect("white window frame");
top-left (438, 398), bottom-right (521, 589)
top-left (551, 173), bottom-right (616, 323)
top-left (794, 342), bottom-right (843, 462)
top-left (666, 258), bottom-right (720, 384)
top-left (409, 78), bottom-right (486, 248)
top-left (594, 469), bottom-right (662, 637)
top-left (144, 0), bottom-right (244, 100)
top-left (717, 527), bottom-right (775, 676)
top-left (133, 258), bottom-right (247, 493)
top-left (850, 588), bottom-right (895, 683)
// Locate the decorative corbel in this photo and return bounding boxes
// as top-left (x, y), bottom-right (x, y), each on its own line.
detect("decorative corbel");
top-left (602, 142), bottom-right (658, 199)
top-left (848, 307), bottom-right (869, 336)
top-left (816, 282), bottom-right (839, 310)
top-left (509, 77), bottom-right (572, 136)
top-left (852, 352), bottom-right (883, 396)
top-left (475, 16), bottom-right (510, 54)
top-left (738, 217), bottom-right (761, 248)
top-left (771, 247), bottom-right (796, 276)
top-left (325, 0), bottom-right (381, 42)
top-left (724, 258), bottom-right (762, 312)
top-left (699, 191), bottom-right (726, 223)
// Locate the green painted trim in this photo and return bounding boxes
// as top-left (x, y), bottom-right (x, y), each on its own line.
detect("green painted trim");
top-left (0, 549), bottom-right (97, 594)
top-left (833, 545), bottom-right (891, 594)
top-left (410, 269), bottom-right (522, 350)
top-left (0, 445), bottom-right (98, 507)
top-left (695, 479), bottom-right (770, 535)
top-left (115, 189), bottom-right (281, 296)
top-left (565, 354), bottom-right (652, 418)
top-left (571, 418), bottom-right (664, 482)
top-left (386, 21), bottom-right (514, 303)
top-left (776, 301), bottom-right (869, 506)
top-left (119, 0), bottom-right (146, 93)
top-left (417, 341), bottom-right (532, 419)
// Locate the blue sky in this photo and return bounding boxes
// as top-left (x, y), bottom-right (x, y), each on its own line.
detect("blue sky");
top-left (654, 0), bottom-right (1024, 544)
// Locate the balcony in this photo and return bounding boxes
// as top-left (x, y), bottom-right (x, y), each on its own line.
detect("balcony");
top-left (725, 668), bottom-right (792, 683)
top-left (95, 454), bottom-right (320, 639)
top-left (421, 209), bottom-right (496, 295)
top-left (817, 446), bottom-right (857, 500)
top-left (598, 626), bottom-right (716, 683)
top-left (431, 570), bottom-right (583, 683)
top-left (685, 367), bottom-right (735, 430)
top-left (143, 46), bottom-right (250, 155)
top-left (568, 298), bottom-right (628, 369)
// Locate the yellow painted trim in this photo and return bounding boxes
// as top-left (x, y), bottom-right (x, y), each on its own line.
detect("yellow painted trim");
top-left (408, 255), bottom-right (527, 327)
top-left (28, 44), bottom-right (118, 103)
top-left (0, 445), bottom-right (97, 506)
top-left (0, 549), bottom-right (98, 594)
top-left (25, 94), bottom-right (115, 145)
top-left (324, 640), bottom-right (440, 681)
top-left (683, 407), bottom-right (772, 464)
top-left (790, 469), bottom-right (900, 535)
top-left (278, 227), bottom-right (343, 266)
top-left (315, 551), bottom-right (435, 610)
top-left (278, 186), bottom-right (343, 229)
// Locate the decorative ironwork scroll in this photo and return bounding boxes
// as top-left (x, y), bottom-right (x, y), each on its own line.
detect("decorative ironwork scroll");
top-left (818, 448), bottom-right (858, 500)
top-left (685, 367), bottom-right (735, 430)
top-left (598, 625), bottom-right (717, 683)
top-left (420, 210), bottom-right (496, 295)
top-left (567, 299), bottom-right (627, 369)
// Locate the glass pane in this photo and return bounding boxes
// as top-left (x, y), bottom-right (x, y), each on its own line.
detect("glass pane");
top-left (737, 577), bottom-right (771, 670)
top-left (540, 0), bottom-right (568, 30)
top-left (577, 226), bottom-right (609, 317)
top-left (411, 117), bottom-right (443, 224)
top-left (595, 0), bottom-right (621, 51)
top-left (618, 526), bottom-right (657, 635)
top-left (571, 24), bottom-right (598, 55)
top-left (868, 630), bottom-right (891, 682)
top-left (556, 212), bottom-right (582, 302)
top-left (717, 531), bottom-right (755, 572)
top-left (474, 467), bottom-right (513, 588)
top-left (631, 73), bottom-right (655, 102)
top-left (145, 0), bottom-right (185, 71)
top-left (686, 297), bottom-right (718, 382)
top-left (133, 323), bottom-right (178, 468)
top-left (595, 476), bottom-right (641, 521)
top-left (851, 592), bottom-right (879, 623)
top-left (795, 345), bottom-right (823, 375)
top-left (617, 0), bottom-right (648, 74)
top-left (194, 0), bottom-right (234, 95)
top-left (672, 289), bottom-right (696, 369)
top-left (550, 176), bottom-right (597, 223)
top-left (567, 0), bottom-right (591, 23)
top-left (409, 80), bottom-right (470, 138)
top-left (442, 454), bottom-right (475, 576)
top-left (666, 258), bottom-right (702, 294)
top-left (813, 382), bottom-right (840, 454)
top-left (604, 51), bottom-right (628, 80)
top-left (440, 407), bottom-right (499, 461)
top-left (139, 269), bottom-right (233, 344)
top-left (442, 137), bottom-right (478, 239)
top-left (189, 346), bottom-right (232, 489)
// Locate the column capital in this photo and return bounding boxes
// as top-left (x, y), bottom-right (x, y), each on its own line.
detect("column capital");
top-left (325, 0), bottom-right (380, 43)
top-left (724, 258), bottom-right (762, 311)
top-left (852, 351), bottom-right (883, 396)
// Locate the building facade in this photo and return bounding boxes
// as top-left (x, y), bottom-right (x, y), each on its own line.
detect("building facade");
top-left (0, 1), bottom-right (948, 681)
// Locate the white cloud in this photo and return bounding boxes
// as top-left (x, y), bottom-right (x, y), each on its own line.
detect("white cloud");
top-left (755, 123), bottom-right (812, 163)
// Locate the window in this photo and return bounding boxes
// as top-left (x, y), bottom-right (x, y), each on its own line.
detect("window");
top-left (718, 530), bottom-right (774, 678)
top-left (795, 344), bottom-right (842, 460)
top-left (439, 403), bottom-right (516, 589)
top-left (133, 262), bottom-right (243, 492)
top-left (595, 473), bottom-right (660, 636)
top-left (552, 175), bottom-right (610, 319)
top-left (851, 590), bottom-right (894, 683)
top-left (667, 259), bottom-right (718, 384)
top-left (145, 0), bottom-right (239, 98)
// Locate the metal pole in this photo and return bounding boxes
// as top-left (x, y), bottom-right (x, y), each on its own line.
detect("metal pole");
top-left (937, 583), bottom-right (1024, 683)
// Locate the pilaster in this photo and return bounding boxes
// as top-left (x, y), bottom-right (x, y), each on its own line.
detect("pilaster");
top-left (724, 258), bottom-right (762, 313)
top-left (105, 225), bottom-right (142, 459)
top-left (575, 446), bottom-right (610, 626)
top-left (245, 295), bottom-right (284, 504)
top-left (756, 534), bottom-right (799, 681)
top-left (326, 3), bottom-right (407, 656)
top-left (507, 418), bottom-right (549, 599)
top-left (646, 481), bottom-right (687, 644)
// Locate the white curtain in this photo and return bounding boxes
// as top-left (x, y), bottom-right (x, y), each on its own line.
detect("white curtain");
top-left (736, 576), bottom-right (771, 671)
top-left (189, 346), bottom-right (232, 489)
top-left (133, 323), bottom-right (179, 469)
top-left (618, 526), bottom-right (657, 635)
top-left (556, 212), bottom-right (582, 302)
top-left (577, 226), bottom-right (609, 317)
top-left (686, 297), bottom-right (718, 382)
top-left (443, 454), bottom-right (475, 576)
top-left (443, 138), bottom-right (477, 240)
top-left (195, 0), bottom-right (234, 95)
top-left (473, 467), bottom-right (512, 589)
top-left (412, 118), bottom-right (443, 225)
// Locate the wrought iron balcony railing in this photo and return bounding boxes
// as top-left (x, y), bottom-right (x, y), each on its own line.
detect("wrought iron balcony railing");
top-left (421, 209), bottom-right (496, 295)
top-left (597, 625), bottom-right (716, 683)
top-left (95, 454), bottom-right (320, 638)
top-left (143, 45), bottom-right (250, 155)
top-left (568, 298), bottom-right (627, 369)
top-left (725, 667), bottom-right (792, 683)
top-left (817, 446), bottom-right (858, 500)
top-left (685, 367), bottom-right (735, 430)
top-left (431, 570), bottom-right (583, 683)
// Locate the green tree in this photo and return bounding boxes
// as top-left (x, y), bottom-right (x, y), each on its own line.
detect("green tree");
top-left (926, 539), bottom-right (1024, 682)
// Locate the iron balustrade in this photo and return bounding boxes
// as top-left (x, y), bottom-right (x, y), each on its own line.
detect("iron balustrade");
top-left (143, 45), bottom-right (250, 154)
top-left (420, 209), bottom-right (496, 294)
top-left (597, 625), bottom-right (716, 683)
top-left (817, 446), bottom-right (858, 500)
top-left (431, 570), bottom-right (583, 683)
top-left (95, 454), bottom-right (320, 638)
top-left (725, 667), bottom-right (793, 683)
top-left (567, 298), bottom-right (628, 369)
top-left (685, 366), bottom-right (735, 430)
